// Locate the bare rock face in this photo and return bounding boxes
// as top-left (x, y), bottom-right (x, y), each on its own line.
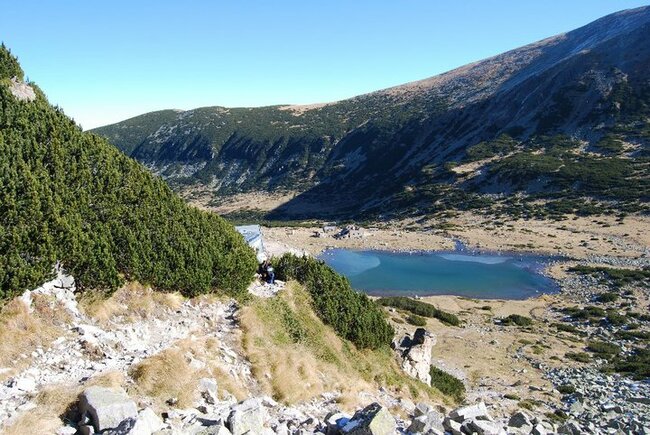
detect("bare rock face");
top-left (394, 328), bottom-right (436, 384)
top-left (78, 386), bottom-right (138, 432)
top-left (9, 77), bottom-right (36, 102)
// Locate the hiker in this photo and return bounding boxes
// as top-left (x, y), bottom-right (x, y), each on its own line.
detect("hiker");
top-left (258, 258), bottom-right (275, 284)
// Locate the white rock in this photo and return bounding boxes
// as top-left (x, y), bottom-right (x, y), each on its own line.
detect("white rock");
top-left (128, 407), bottom-right (165, 435)
top-left (55, 426), bottom-right (77, 435)
top-left (14, 377), bottom-right (37, 392)
top-left (198, 378), bottom-right (219, 405)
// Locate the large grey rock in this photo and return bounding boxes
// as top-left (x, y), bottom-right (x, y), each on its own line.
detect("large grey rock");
top-left (413, 402), bottom-right (432, 418)
top-left (468, 419), bottom-right (504, 435)
top-left (408, 415), bottom-right (430, 433)
top-left (341, 403), bottom-right (396, 435)
top-left (408, 410), bottom-right (444, 434)
top-left (449, 402), bottom-right (491, 423)
top-left (79, 386), bottom-right (138, 432)
top-left (508, 411), bottom-right (532, 428)
top-left (443, 417), bottom-right (463, 435)
top-left (397, 329), bottom-right (436, 384)
top-left (226, 398), bottom-right (267, 435)
top-left (557, 420), bottom-right (583, 435)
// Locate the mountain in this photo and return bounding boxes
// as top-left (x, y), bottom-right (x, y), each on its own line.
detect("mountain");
top-left (94, 7), bottom-right (650, 220)
top-left (0, 44), bottom-right (257, 301)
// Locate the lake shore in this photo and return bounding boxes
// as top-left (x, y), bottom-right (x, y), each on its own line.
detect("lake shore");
top-left (263, 217), bottom-right (649, 422)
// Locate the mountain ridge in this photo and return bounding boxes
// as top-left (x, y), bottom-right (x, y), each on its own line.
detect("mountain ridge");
top-left (94, 6), bottom-right (650, 219)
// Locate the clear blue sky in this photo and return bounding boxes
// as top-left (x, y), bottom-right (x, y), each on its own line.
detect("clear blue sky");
top-left (1, 1), bottom-right (648, 129)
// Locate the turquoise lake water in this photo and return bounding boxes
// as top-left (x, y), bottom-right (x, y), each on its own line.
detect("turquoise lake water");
top-left (319, 248), bottom-right (559, 300)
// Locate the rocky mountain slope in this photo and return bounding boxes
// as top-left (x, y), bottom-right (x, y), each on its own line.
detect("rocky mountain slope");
top-left (95, 7), bottom-right (650, 220)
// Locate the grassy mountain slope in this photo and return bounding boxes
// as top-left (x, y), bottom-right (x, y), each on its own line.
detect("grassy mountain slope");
top-left (95, 7), bottom-right (650, 219)
top-left (0, 44), bottom-right (257, 301)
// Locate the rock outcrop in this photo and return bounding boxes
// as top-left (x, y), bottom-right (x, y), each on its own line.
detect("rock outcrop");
top-left (9, 77), bottom-right (36, 102)
top-left (393, 328), bottom-right (436, 384)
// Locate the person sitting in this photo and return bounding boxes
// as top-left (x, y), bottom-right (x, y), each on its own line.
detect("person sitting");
top-left (258, 259), bottom-right (275, 285)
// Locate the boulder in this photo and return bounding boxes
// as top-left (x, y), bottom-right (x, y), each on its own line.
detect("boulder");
top-left (508, 411), bottom-right (532, 428)
top-left (449, 402), bottom-right (491, 423)
top-left (413, 402), bottom-right (432, 418)
top-left (198, 378), bottom-right (219, 405)
top-left (407, 410), bottom-right (444, 434)
top-left (78, 386), bottom-right (138, 432)
top-left (408, 415), bottom-right (430, 433)
top-left (468, 419), bottom-right (504, 435)
top-left (226, 398), bottom-right (267, 435)
top-left (129, 408), bottom-right (165, 435)
top-left (557, 420), bottom-right (584, 435)
top-left (443, 417), bottom-right (463, 435)
top-left (397, 329), bottom-right (436, 384)
top-left (341, 403), bottom-right (396, 435)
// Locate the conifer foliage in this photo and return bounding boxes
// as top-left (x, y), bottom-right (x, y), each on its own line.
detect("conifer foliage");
top-left (0, 45), bottom-right (257, 300)
top-left (275, 254), bottom-right (394, 349)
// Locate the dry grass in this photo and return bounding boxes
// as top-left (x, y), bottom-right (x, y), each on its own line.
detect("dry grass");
top-left (2, 371), bottom-right (125, 435)
top-left (130, 347), bottom-right (199, 408)
top-left (0, 295), bottom-right (71, 380)
top-left (79, 282), bottom-right (183, 324)
top-left (129, 335), bottom-right (250, 408)
top-left (240, 282), bottom-right (440, 410)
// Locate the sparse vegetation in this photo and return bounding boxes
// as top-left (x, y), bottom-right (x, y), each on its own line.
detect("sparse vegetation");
top-left (500, 314), bottom-right (533, 327)
top-left (376, 297), bottom-right (460, 326)
top-left (406, 314), bottom-right (428, 327)
top-left (566, 352), bottom-right (591, 363)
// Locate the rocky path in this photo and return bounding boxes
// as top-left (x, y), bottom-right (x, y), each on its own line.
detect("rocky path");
top-left (0, 272), bottom-right (256, 430)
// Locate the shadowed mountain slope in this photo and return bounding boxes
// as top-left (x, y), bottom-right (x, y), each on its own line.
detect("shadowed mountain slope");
top-left (94, 7), bottom-right (650, 219)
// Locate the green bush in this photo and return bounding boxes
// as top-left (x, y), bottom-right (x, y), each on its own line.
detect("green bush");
top-left (274, 254), bottom-right (394, 350)
top-left (500, 314), bottom-right (533, 327)
top-left (569, 266), bottom-right (650, 288)
top-left (603, 346), bottom-right (650, 380)
top-left (586, 340), bottom-right (621, 357)
top-left (566, 352), bottom-right (591, 363)
top-left (606, 311), bottom-right (627, 326)
top-left (553, 322), bottom-right (582, 335)
top-left (429, 366), bottom-right (465, 401)
top-left (0, 47), bottom-right (257, 300)
top-left (597, 292), bottom-right (619, 303)
top-left (557, 384), bottom-right (576, 395)
top-left (616, 330), bottom-right (650, 341)
top-left (376, 297), bottom-right (460, 326)
top-left (563, 306), bottom-right (606, 321)
top-left (405, 314), bottom-right (427, 327)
